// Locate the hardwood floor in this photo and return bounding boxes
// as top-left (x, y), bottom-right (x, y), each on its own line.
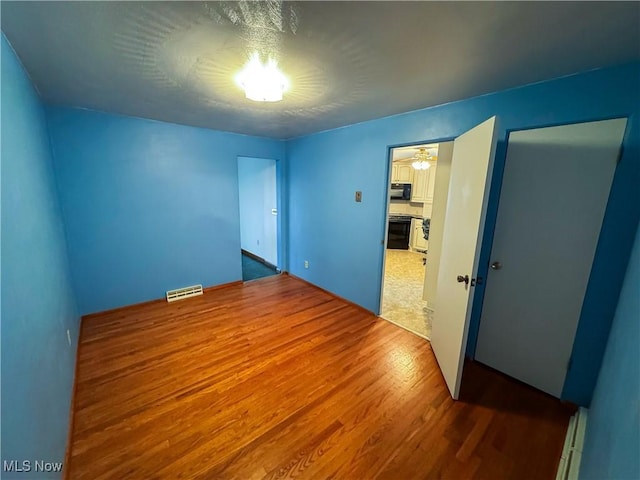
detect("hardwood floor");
top-left (67, 274), bottom-right (572, 479)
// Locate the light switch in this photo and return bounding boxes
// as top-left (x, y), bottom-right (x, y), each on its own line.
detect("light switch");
top-left (355, 191), bottom-right (362, 202)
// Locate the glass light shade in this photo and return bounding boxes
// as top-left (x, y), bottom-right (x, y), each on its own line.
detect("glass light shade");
top-left (412, 160), bottom-right (431, 170)
top-left (236, 53), bottom-right (289, 102)
top-left (411, 148), bottom-right (432, 170)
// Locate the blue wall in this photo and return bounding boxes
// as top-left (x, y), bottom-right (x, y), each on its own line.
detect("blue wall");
top-left (580, 225), bottom-right (640, 479)
top-left (46, 107), bottom-right (285, 315)
top-left (1, 35), bottom-right (79, 477)
top-left (287, 62), bottom-right (640, 406)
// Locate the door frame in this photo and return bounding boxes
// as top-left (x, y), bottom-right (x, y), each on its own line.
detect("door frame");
top-left (378, 136), bottom-right (456, 316)
top-left (465, 114), bottom-right (631, 360)
top-left (236, 155), bottom-right (284, 272)
top-left (472, 118), bottom-right (627, 397)
top-left (375, 113), bottom-right (634, 405)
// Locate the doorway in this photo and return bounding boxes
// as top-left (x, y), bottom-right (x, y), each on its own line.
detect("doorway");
top-left (475, 118), bottom-right (627, 397)
top-left (379, 141), bottom-right (453, 340)
top-left (379, 117), bottom-right (499, 400)
top-left (237, 156), bottom-right (279, 282)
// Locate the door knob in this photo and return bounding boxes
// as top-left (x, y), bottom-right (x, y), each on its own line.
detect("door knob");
top-left (490, 261), bottom-right (502, 270)
top-left (456, 274), bottom-right (469, 285)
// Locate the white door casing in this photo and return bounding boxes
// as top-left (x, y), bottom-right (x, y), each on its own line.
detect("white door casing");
top-left (431, 116), bottom-right (499, 399)
top-left (475, 118), bottom-right (627, 397)
top-left (262, 160), bottom-right (278, 266)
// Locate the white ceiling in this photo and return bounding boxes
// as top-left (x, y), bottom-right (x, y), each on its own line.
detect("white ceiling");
top-left (2, 1), bottom-right (638, 139)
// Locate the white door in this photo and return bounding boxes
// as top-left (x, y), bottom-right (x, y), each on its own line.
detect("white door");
top-left (475, 118), bottom-right (627, 397)
top-left (431, 117), bottom-right (499, 399)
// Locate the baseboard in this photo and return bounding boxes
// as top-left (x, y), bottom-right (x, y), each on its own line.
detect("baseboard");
top-left (284, 273), bottom-right (374, 316)
top-left (241, 249), bottom-right (278, 271)
top-left (64, 279), bottom-right (243, 474)
top-left (82, 280), bottom-right (243, 321)
top-left (285, 273), bottom-right (431, 340)
top-left (82, 297), bottom-right (166, 321)
top-left (63, 317), bottom-right (85, 479)
top-left (203, 281), bottom-right (244, 293)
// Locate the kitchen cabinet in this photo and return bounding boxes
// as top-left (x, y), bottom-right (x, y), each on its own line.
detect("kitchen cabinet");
top-left (392, 163), bottom-right (414, 183)
top-left (411, 218), bottom-right (428, 252)
top-left (411, 168), bottom-right (428, 202)
top-left (411, 164), bottom-right (437, 203)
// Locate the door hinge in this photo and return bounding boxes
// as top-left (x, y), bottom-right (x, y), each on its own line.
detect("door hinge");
top-left (617, 145), bottom-right (624, 164)
top-left (567, 357), bottom-right (573, 371)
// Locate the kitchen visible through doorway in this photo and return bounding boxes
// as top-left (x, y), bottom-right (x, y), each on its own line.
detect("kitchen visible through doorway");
top-left (380, 141), bottom-right (453, 339)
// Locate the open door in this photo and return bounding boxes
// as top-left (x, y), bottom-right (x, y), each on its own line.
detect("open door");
top-left (431, 116), bottom-right (498, 399)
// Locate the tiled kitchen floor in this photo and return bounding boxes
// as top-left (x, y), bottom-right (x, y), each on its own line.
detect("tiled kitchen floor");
top-left (381, 249), bottom-right (431, 339)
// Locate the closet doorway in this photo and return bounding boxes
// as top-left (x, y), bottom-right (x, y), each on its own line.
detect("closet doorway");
top-left (475, 118), bottom-right (628, 397)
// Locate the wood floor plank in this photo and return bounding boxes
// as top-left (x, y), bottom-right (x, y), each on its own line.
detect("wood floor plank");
top-left (66, 274), bottom-right (572, 479)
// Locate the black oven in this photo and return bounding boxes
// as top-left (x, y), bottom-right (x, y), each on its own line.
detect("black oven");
top-left (387, 215), bottom-right (411, 249)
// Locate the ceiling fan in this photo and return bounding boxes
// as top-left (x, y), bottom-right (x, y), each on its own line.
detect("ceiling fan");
top-left (411, 148), bottom-right (433, 170)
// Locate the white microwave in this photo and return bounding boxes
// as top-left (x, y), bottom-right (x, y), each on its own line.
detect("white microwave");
top-left (390, 183), bottom-right (412, 200)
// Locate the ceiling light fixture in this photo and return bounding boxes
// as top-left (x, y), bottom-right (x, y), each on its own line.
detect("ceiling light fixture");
top-left (235, 52), bottom-right (289, 102)
top-left (411, 148), bottom-right (432, 170)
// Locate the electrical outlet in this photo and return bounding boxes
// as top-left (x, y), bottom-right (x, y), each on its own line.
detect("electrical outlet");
top-left (66, 329), bottom-right (71, 346)
top-left (304, 260), bottom-right (309, 269)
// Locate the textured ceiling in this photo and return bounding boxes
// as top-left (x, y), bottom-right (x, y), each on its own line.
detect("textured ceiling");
top-left (2, 1), bottom-right (639, 139)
